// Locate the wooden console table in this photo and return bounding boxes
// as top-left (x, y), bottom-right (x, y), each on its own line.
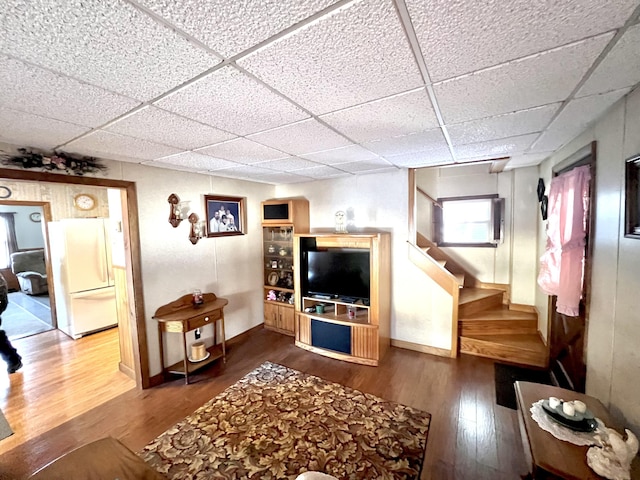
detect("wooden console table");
top-left (516, 381), bottom-right (640, 479)
top-left (153, 293), bottom-right (228, 384)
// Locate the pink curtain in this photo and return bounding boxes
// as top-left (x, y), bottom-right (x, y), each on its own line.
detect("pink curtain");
top-left (537, 165), bottom-right (591, 316)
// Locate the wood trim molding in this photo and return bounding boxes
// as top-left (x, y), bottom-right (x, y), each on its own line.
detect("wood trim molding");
top-left (391, 339), bottom-right (451, 358)
top-left (0, 167), bottom-right (149, 389)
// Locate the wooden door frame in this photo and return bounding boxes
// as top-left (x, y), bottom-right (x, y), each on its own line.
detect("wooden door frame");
top-left (546, 141), bottom-right (597, 391)
top-left (0, 168), bottom-right (150, 388)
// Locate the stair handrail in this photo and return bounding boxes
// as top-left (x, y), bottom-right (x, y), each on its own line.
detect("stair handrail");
top-left (416, 186), bottom-right (441, 208)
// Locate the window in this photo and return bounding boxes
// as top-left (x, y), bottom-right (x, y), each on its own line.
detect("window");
top-left (433, 195), bottom-right (504, 247)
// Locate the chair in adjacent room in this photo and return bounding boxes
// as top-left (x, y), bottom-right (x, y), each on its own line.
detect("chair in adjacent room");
top-left (10, 249), bottom-right (48, 295)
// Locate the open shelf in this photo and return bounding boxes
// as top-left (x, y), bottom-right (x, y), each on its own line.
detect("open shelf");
top-left (166, 344), bottom-right (224, 375)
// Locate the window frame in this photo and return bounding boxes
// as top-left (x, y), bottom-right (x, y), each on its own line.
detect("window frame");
top-left (433, 194), bottom-right (504, 248)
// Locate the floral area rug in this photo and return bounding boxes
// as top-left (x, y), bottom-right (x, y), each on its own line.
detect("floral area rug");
top-left (140, 361), bottom-right (431, 479)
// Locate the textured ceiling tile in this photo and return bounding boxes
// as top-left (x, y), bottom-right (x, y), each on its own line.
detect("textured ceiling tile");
top-left (454, 133), bottom-right (539, 160)
top-left (254, 157), bottom-right (321, 172)
top-left (247, 119), bottom-right (351, 155)
top-left (506, 153), bottom-right (553, 169)
top-left (213, 164), bottom-right (279, 178)
top-left (65, 130), bottom-right (182, 160)
top-left (532, 88), bottom-right (631, 152)
top-left (292, 164), bottom-right (351, 178)
top-left (363, 128), bottom-right (449, 156)
top-left (135, 0), bottom-right (340, 58)
top-left (434, 34), bottom-right (613, 124)
top-left (320, 88), bottom-right (439, 143)
top-left (300, 144), bottom-right (380, 165)
top-left (446, 104), bottom-right (560, 146)
top-left (196, 138), bottom-right (287, 164)
top-left (237, 0), bottom-right (423, 114)
top-left (155, 66), bottom-right (308, 135)
top-left (153, 151), bottom-right (240, 171)
top-left (384, 148), bottom-right (453, 168)
top-left (578, 24), bottom-right (640, 97)
top-left (0, 107), bottom-right (90, 150)
top-left (106, 106), bottom-right (235, 150)
top-left (0, 55), bottom-right (140, 127)
top-left (0, 0), bottom-right (219, 100)
top-left (336, 158), bottom-right (395, 173)
top-left (406, 0), bottom-right (639, 81)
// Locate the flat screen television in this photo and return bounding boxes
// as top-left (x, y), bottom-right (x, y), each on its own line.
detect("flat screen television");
top-left (303, 248), bottom-right (370, 302)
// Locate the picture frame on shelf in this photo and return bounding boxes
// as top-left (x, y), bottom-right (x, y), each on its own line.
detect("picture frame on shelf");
top-left (205, 195), bottom-right (246, 237)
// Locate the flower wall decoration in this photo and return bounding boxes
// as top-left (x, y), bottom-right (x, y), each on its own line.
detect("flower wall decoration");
top-left (1, 148), bottom-right (107, 176)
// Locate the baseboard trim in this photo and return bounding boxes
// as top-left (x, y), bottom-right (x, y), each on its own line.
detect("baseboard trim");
top-left (391, 339), bottom-right (452, 358)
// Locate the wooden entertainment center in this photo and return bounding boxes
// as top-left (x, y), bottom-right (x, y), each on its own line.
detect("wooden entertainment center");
top-left (293, 232), bottom-right (390, 366)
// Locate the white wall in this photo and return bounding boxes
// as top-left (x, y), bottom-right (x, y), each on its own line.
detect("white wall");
top-left (277, 169), bottom-right (453, 350)
top-left (0, 205), bottom-right (45, 250)
top-left (535, 86), bottom-right (640, 436)
top-left (108, 163), bottom-right (275, 372)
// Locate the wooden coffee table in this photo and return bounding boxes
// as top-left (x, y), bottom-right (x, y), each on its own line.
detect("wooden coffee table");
top-left (515, 381), bottom-right (639, 480)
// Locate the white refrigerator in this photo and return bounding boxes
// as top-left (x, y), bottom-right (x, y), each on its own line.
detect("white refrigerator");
top-left (49, 218), bottom-right (118, 339)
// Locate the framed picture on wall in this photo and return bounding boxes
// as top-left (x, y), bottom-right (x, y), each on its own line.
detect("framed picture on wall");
top-left (205, 195), bottom-right (246, 237)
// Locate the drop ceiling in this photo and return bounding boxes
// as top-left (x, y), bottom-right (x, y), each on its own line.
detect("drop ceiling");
top-left (1, 0), bottom-right (639, 184)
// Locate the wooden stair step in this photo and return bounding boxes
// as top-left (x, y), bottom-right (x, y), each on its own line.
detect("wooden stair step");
top-left (458, 288), bottom-right (504, 317)
top-left (459, 305), bottom-right (537, 336)
top-left (460, 334), bottom-right (547, 368)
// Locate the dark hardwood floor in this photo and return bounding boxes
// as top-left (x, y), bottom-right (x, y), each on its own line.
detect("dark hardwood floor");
top-left (0, 326), bottom-right (527, 479)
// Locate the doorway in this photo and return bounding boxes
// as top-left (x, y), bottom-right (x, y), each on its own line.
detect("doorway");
top-left (0, 203), bottom-right (54, 340)
top-left (0, 169), bottom-right (149, 388)
top-left (546, 142), bottom-right (596, 393)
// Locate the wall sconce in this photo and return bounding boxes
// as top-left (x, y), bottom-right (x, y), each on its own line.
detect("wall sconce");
top-left (168, 193), bottom-right (183, 228)
top-left (188, 213), bottom-right (204, 245)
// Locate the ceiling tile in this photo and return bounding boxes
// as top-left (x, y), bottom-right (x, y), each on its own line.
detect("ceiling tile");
top-left (106, 106), bottom-right (235, 150)
top-left (434, 34), bottom-right (613, 124)
top-left (65, 130), bottom-right (182, 161)
top-left (135, 0), bottom-right (340, 58)
top-left (406, 0), bottom-right (638, 82)
top-left (196, 138), bottom-right (287, 164)
top-left (247, 119), bottom-right (350, 155)
top-left (532, 88), bottom-right (631, 152)
top-left (363, 128), bottom-right (449, 156)
top-left (155, 65), bottom-right (308, 135)
top-left (291, 164), bottom-right (351, 179)
top-left (254, 157), bottom-right (321, 172)
top-left (152, 151), bottom-right (240, 171)
top-left (506, 153), bottom-right (553, 169)
top-left (383, 148), bottom-right (453, 168)
top-left (578, 24), bottom-right (640, 97)
top-left (320, 88), bottom-right (439, 143)
top-left (237, 0), bottom-right (423, 114)
top-left (447, 104), bottom-right (560, 146)
top-left (250, 172), bottom-right (316, 184)
top-left (0, 0), bottom-right (219, 101)
top-left (0, 107), bottom-right (90, 150)
top-left (0, 55), bottom-right (140, 128)
top-left (335, 158), bottom-right (395, 173)
top-left (453, 133), bottom-right (539, 160)
top-left (213, 164), bottom-right (279, 179)
top-left (300, 144), bottom-right (380, 165)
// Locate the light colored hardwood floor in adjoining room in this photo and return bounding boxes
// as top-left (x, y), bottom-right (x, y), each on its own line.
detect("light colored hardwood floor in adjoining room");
top-left (0, 326), bottom-right (528, 480)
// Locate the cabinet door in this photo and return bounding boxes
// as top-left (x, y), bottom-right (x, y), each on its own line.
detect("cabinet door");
top-left (280, 306), bottom-right (295, 334)
top-left (264, 303), bottom-right (278, 328)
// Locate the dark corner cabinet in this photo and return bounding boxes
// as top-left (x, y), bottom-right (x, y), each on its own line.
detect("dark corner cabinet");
top-left (293, 232), bottom-right (391, 366)
top-left (261, 198), bottom-right (309, 336)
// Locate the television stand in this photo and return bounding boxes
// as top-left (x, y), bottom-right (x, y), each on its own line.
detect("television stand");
top-left (294, 232), bottom-right (390, 366)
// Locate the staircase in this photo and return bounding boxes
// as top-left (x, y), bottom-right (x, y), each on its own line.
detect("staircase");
top-left (411, 236), bottom-right (548, 368)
